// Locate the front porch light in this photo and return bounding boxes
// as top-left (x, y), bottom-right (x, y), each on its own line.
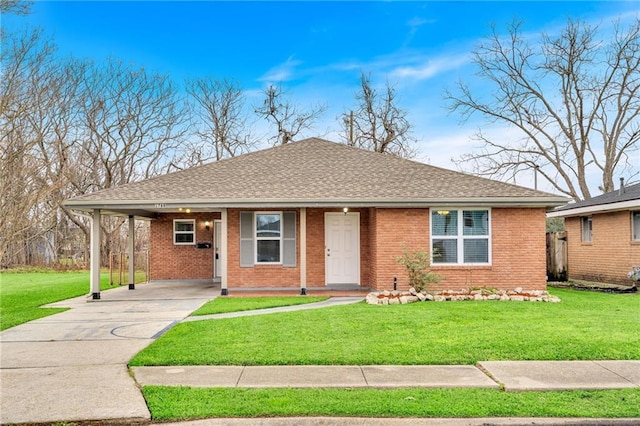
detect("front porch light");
top-left (343, 207), bottom-right (349, 215)
top-left (205, 220), bottom-right (211, 230)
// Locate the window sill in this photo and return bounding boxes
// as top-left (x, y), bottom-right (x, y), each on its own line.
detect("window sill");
top-left (431, 265), bottom-right (492, 271)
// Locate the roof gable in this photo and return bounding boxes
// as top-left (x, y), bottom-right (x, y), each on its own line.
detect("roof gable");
top-left (66, 138), bottom-right (566, 213)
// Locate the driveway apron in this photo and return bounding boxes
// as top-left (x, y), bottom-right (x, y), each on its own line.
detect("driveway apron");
top-left (0, 280), bottom-right (215, 425)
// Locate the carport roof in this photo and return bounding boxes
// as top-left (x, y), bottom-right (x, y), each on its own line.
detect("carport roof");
top-left (64, 138), bottom-right (567, 217)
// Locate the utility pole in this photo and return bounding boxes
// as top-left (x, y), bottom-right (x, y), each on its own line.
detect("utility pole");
top-left (344, 111), bottom-right (354, 145)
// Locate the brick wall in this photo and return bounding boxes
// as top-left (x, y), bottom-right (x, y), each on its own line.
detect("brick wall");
top-left (566, 211), bottom-right (640, 285)
top-left (371, 208), bottom-right (430, 291)
top-left (149, 212), bottom-right (219, 280)
top-left (226, 208), bottom-right (300, 288)
top-left (371, 208), bottom-right (548, 292)
top-left (149, 207), bottom-right (549, 291)
top-left (224, 208), bottom-right (374, 289)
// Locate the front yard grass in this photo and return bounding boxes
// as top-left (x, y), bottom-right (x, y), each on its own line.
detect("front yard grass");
top-left (191, 296), bottom-right (328, 316)
top-left (142, 387), bottom-right (640, 420)
top-left (130, 288), bottom-right (640, 366)
top-left (0, 270), bottom-right (127, 330)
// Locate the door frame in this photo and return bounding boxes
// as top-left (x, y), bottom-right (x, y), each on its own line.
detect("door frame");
top-left (324, 212), bottom-right (360, 286)
top-left (213, 219), bottom-right (222, 279)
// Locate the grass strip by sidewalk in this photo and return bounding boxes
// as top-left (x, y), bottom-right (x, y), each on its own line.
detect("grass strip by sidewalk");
top-left (131, 288), bottom-right (640, 366)
top-left (142, 386), bottom-right (640, 420)
top-left (191, 296), bottom-right (328, 316)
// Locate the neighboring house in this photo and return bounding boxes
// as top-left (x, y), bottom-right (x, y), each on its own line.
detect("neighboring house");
top-left (65, 138), bottom-right (566, 298)
top-left (547, 181), bottom-right (640, 286)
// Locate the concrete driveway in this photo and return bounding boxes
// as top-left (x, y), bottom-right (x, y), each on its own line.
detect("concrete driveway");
top-left (0, 280), bottom-right (216, 425)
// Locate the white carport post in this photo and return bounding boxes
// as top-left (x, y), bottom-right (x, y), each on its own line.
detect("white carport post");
top-left (90, 209), bottom-right (101, 299)
top-left (127, 215), bottom-right (135, 290)
top-left (300, 207), bottom-right (307, 295)
top-left (220, 208), bottom-right (228, 296)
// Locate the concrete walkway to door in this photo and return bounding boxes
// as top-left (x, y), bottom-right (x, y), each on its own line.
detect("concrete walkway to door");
top-left (0, 280), bottom-right (216, 425)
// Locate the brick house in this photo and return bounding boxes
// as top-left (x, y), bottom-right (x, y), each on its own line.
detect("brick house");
top-left (65, 138), bottom-right (566, 298)
top-left (547, 180), bottom-right (640, 286)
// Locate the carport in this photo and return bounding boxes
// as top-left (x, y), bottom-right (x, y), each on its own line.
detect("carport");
top-left (63, 205), bottom-right (230, 300)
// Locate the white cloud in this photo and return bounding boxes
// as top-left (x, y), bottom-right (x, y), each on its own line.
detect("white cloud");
top-left (389, 53), bottom-right (469, 81)
top-left (407, 17), bottom-right (435, 28)
top-left (258, 56), bottom-right (303, 83)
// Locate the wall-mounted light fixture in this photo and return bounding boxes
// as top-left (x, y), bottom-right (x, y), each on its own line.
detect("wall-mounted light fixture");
top-left (204, 220), bottom-right (211, 230)
top-left (343, 207), bottom-right (349, 215)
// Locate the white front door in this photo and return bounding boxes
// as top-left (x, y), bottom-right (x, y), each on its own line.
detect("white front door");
top-left (325, 212), bottom-right (360, 286)
top-left (214, 220), bottom-right (221, 279)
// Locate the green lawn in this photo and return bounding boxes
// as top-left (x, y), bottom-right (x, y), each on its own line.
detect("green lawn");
top-left (192, 296), bottom-right (328, 316)
top-left (131, 288), bottom-right (640, 366)
top-left (142, 387), bottom-right (640, 420)
top-left (0, 270), bottom-right (133, 330)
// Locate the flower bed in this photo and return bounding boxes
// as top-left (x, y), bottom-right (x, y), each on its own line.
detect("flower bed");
top-left (366, 287), bottom-right (561, 305)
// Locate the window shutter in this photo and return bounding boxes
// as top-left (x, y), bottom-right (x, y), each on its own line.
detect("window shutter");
top-left (240, 212), bottom-right (254, 267)
top-left (282, 211), bottom-right (296, 267)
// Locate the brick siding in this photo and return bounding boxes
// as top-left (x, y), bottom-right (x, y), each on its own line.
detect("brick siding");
top-left (369, 208), bottom-right (547, 292)
top-left (565, 211), bottom-right (640, 285)
top-left (149, 207), bottom-right (548, 291)
top-left (226, 208), bottom-right (300, 288)
top-left (149, 212), bottom-right (220, 280)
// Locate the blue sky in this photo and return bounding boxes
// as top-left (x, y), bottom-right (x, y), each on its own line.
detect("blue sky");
top-left (5, 1), bottom-right (639, 193)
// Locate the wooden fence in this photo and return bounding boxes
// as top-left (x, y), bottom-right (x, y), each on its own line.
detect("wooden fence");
top-left (546, 231), bottom-right (568, 281)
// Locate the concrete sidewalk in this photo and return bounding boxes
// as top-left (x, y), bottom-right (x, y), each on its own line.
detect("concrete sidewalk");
top-left (0, 280), bottom-right (215, 425)
top-left (132, 361), bottom-right (640, 391)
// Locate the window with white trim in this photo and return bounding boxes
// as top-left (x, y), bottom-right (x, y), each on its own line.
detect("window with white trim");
top-left (239, 211), bottom-right (297, 267)
top-left (632, 211), bottom-right (640, 241)
top-left (173, 219), bottom-right (195, 245)
top-left (581, 216), bottom-right (592, 242)
top-left (255, 212), bottom-right (282, 263)
top-left (431, 209), bottom-right (490, 265)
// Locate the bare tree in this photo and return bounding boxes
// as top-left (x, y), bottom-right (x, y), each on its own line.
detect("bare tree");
top-left (76, 59), bottom-right (188, 260)
top-left (342, 73), bottom-right (417, 158)
top-left (185, 77), bottom-right (253, 163)
top-left (446, 18), bottom-right (640, 201)
top-left (1, 2), bottom-right (191, 267)
top-left (0, 0), bottom-right (31, 17)
top-left (255, 84), bottom-right (326, 145)
top-left (0, 26), bottom-right (66, 266)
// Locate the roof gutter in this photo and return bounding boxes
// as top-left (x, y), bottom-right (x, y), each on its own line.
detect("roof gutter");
top-left (65, 196), bottom-right (568, 212)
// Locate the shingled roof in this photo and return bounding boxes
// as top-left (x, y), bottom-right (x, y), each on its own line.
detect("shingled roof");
top-left (65, 138), bottom-right (566, 216)
top-left (548, 181), bottom-right (640, 217)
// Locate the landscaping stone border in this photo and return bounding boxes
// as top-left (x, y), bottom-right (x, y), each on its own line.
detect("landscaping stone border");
top-left (366, 287), bottom-right (561, 305)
